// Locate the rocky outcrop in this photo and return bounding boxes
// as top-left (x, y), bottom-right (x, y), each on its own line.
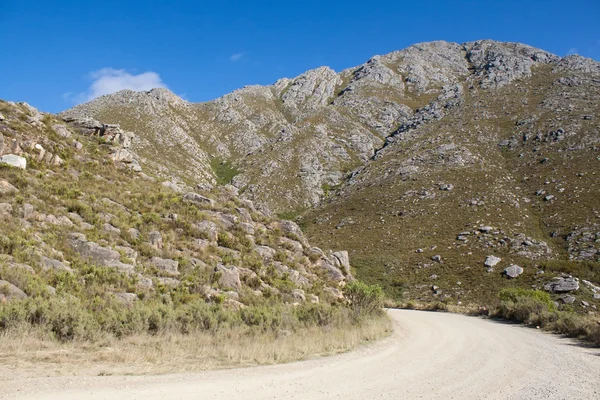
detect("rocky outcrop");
top-left (544, 276), bottom-right (580, 293)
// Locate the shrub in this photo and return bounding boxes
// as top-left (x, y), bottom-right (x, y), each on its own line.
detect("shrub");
top-left (343, 281), bottom-right (384, 318)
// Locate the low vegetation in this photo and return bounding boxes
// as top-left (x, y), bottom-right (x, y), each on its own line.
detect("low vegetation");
top-left (494, 288), bottom-right (600, 346)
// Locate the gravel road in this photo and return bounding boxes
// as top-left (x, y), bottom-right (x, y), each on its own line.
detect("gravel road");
top-left (4, 309), bottom-right (599, 399)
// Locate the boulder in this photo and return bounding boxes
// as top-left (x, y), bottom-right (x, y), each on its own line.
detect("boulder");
top-left (40, 256), bottom-right (73, 273)
top-left (0, 154), bottom-right (26, 169)
top-left (0, 280), bottom-right (27, 302)
top-left (148, 231), bottom-right (163, 249)
top-left (156, 277), bottom-right (180, 288)
top-left (67, 233), bottom-right (121, 266)
top-left (127, 228), bottom-right (141, 241)
top-left (254, 245), bottom-right (277, 263)
top-left (559, 295), bottom-right (576, 304)
top-left (149, 257), bottom-right (179, 275)
top-left (196, 220), bottom-right (219, 242)
top-left (102, 223), bottom-right (121, 236)
top-left (0, 203), bottom-right (12, 216)
top-left (332, 250), bottom-right (352, 276)
top-left (544, 276), bottom-right (579, 293)
top-left (0, 180), bottom-right (18, 196)
top-left (484, 255), bottom-right (501, 268)
top-left (52, 124), bottom-right (71, 138)
top-left (317, 258), bottom-right (345, 283)
top-left (278, 220), bottom-right (304, 238)
top-left (112, 292), bottom-right (137, 306)
top-left (503, 265), bottom-right (523, 279)
top-left (215, 264), bottom-right (242, 291)
top-left (291, 289), bottom-right (306, 303)
top-left (136, 275), bottom-right (154, 290)
top-left (111, 149), bottom-right (133, 163)
top-left (115, 246), bottom-right (138, 263)
top-left (183, 192), bottom-right (215, 206)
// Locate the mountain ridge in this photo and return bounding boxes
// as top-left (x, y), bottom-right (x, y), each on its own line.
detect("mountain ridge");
top-left (58, 39), bottom-right (600, 307)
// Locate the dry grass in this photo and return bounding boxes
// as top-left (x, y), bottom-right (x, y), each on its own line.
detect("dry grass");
top-left (0, 314), bottom-right (391, 378)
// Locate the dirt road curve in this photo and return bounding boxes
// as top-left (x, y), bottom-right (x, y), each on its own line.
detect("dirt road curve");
top-left (4, 310), bottom-right (599, 400)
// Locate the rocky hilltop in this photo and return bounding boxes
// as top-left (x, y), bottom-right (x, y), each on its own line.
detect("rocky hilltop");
top-left (55, 40), bottom-right (600, 309)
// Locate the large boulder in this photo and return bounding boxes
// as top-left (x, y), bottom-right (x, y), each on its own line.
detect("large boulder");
top-left (52, 124), bottom-right (71, 138)
top-left (544, 276), bottom-right (580, 293)
top-left (0, 154), bottom-right (26, 169)
top-left (0, 280), bottom-right (27, 302)
top-left (215, 264), bottom-right (242, 291)
top-left (484, 255), bottom-right (501, 268)
top-left (332, 250), bottom-right (354, 279)
top-left (148, 231), bottom-right (163, 249)
top-left (148, 257), bottom-right (179, 275)
top-left (503, 265), bottom-right (523, 279)
top-left (196, 220), bottom-right (219, 242)
top-left (0, 203), bottom-right (12, 217)
top-left (67, 233), bottom-right (121, 267)
top-left (0, 180), bottom-right (18, 196)
top-left (183, 192), bottom-right (215, 206)
top-left (40, 256), bottom-right (73, 273)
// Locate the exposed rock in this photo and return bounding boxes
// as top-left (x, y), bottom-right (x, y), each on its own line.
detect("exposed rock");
top-left (0, 280), bottom-right (27, 301)
top-left (148, 231), bottom-right (163, 249)
top-left (183, 192), bottom-right (215, 206)
top-left (0, 203), bottom-right (12, 217)
top-left (67, 233), bottom-right (121, 267)
top-left (484, 255), bottom-right (501, 268)
top-left (194, 221), bottom-right (219, 245)
top-left (291, 289), bottom-right (306, 303)
top-left (156, 277), bottom-right (180, 288)
top-left (215, 264), bottom-right (242, 291)
top-left (112, 292), bottom-right (137, 306)
top-left (544, 276), bottom-right (580, 293)
top-left (149, 257), bottom-right (179, 275)
top-left (503, 265), bottom-right (523, 279)
top-left (40, 256), bottom-right (73, 273)
top-left (52, 124), bottom-right (71, 138)
top-left (127, 228), bottom-right (141, 241)
top-left (102, 223), bottom-right (121, 236)
top-left (0, 154), bottom-right (26, 169)
top-left (559, 295), bottom-right (576, 304)
top-left (332, 250), bottom-right (352, 277)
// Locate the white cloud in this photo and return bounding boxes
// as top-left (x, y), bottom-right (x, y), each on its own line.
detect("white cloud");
top-left (65, 68), bottom-right (168, 104)
top-left (229, 52), bottom-right (245, 62)
top-left (567, 48), bottom-right (578, 56)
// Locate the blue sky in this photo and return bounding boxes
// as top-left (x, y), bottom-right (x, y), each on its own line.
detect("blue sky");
top-left (1, 0), bottom-right (599, 113)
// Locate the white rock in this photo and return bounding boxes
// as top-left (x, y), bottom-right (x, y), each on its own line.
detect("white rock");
top-left (0, 154), bottom-right (27, 169)
top-left (484, 255), bottom-right (501, 268)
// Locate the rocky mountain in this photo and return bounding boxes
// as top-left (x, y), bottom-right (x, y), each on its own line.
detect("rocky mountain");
top-left (55, 40), bottom-right (600, 309)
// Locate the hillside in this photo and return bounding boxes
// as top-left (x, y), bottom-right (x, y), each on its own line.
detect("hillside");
top-left (0, 99), bottom-right (394, 369)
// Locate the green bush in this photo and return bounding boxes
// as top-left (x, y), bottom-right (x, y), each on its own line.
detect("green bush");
top-left (498, 288), bottom-right (556, 312)
top-left (343, 281), bottom-right (384, 318)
